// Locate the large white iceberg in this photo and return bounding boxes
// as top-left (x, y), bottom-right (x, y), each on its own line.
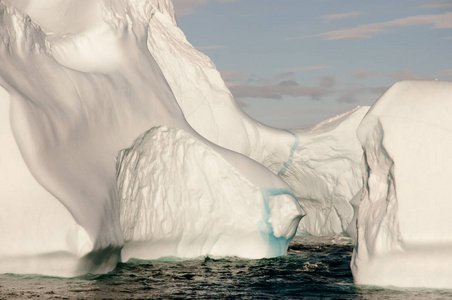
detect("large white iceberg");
top-left (352, 80), bottom-right (452, 289)
top-left (0, 0), bottom-right (365, 276)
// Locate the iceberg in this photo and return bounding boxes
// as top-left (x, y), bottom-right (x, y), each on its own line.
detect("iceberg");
top-left (283, 107), bottom-right (367, 236)
top-left (0, 0), bottom-right (365, 276)
top-left (351, 80), bottom-right (452, 289)
top-left (141, 0), bottom-right (368, 236)
top-left (117, 126), bottom-right (303, 261)
top-left (0, 0), bottom-right (303, 276)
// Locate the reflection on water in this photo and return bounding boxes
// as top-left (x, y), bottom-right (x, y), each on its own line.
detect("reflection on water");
top-left (1, 236), bottom-right (452, 299)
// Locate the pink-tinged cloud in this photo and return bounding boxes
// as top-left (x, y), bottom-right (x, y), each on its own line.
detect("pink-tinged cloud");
top-left (336, 86), bottom-right (388, 103)
top-left (229, 84), bottom-right (331, 100)
top-left (437, 69), bottom-right (452, 78)
top-left (290, 12), bottom-right (452, 40)
top-left (318, 76), bottom-right (336, 88)
top-left (221, 69), bottom-right (341, 100)
top-left (221, 69), bottom-right (296, 86)
top-left (172, 0), bottom-right (207, 16)
top-left (320, 11), bottom-right (365, 22)
top-left (221, 67), bottom-right (334, 87)
top-left (352, 68), bottom-right (431, 81)
top-left (287, 65), bottom-right (334, 72)
top-left (220, 70), bottom-right (249, 83)
top-left (420, 0), bottom-right (452, 9)
top-left (173, 0), bottom-right (243, 17)
top-left (195, 45), bottom-right (228, 50)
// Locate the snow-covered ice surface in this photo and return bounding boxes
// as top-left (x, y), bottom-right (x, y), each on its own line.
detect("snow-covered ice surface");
top-left (0, 0), bottom-right (365, 276)
top-left (352, 80), bottom-right (452, 289)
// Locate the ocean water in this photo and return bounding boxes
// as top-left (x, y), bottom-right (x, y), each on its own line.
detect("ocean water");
top-left (1, 236), bottom-right (452, 299)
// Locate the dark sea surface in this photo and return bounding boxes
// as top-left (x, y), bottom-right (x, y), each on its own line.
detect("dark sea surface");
top-left (1, 236), bottom-right (452, 299)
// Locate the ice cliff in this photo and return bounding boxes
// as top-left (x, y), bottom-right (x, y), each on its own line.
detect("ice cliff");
top-left (0, 0), bottom-right (365, 276)
top-left (352, 80), bottom-right (452, 289)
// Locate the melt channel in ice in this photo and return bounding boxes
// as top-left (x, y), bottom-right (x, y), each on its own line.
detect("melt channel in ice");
top-left (351, 80), bottom-right (452, 289)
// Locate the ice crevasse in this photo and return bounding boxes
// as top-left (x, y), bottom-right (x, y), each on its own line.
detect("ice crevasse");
top-left (352, 80), bottom-right (452, 289)
top-left (0, 0), bottom-right (366, 277)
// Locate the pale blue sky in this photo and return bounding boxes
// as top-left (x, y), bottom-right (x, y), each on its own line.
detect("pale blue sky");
top-left (173, 0), bottom-right (452, 128)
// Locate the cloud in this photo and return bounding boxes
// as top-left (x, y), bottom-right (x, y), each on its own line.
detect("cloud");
top-left (220, 70), bottom-right (249, 82)
top-left (235, 98), bottom-right (248, 108)
top-left (291, 106), bottom-right (358, 116)
top-left (278, 80), bottom-right (299, 86)
top-left (320, 11), bottom-right (365, 22)
top-left (352, 69), bottom-right (372, 79)
top-left (229, 84), bottom-right (331, 100)
top-left (220, 69), bottom-right (388, 111)
top-left (219, 69), bottom-right (340, 102)
top-left (318, 76), bottom-right (336, 88)
top-left (286, 65), bottom-right (334, 72)
top-left (437, 69), bottom-right (452, 78)
top-left (420, 0), bottom-right (452, 8)
top-left (220, 69), bottom-right (297, 87)
top-left (287, 26), bottom-right (387, 40)
top-left (195, 45), bottom-right (228, 50)
top-left (290, 12), bottom-right (452, 40)
top-left (172, 0), bottom-right (244, 17)
top-left (395, 69), bottom-right (431, 81)
top-left (336, 85), bottom-right (388, 103)
top-left (172, 0), bottom-right (207, 17)
top-left (256, 72), bottom-right (294, 85)
top-left (352, 68), bottom-right (431, 81)
top-left (220, 67), bottom-right (335, 87)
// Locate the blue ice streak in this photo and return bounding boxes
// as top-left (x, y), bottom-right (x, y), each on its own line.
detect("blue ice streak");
top-left (277, 130), bottom-right (299, 177)
top-left (260, 188), bottom-right (298, 257)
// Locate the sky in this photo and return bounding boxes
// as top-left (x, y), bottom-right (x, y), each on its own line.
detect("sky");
top-left (172, 0), bottom-right (452, 128)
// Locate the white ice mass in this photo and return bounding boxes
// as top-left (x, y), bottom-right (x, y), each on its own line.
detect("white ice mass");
top-left (0, 0), bottom-right (367, 277)
top-left (352, 81), bottom-right (452, 289)
top-left (117, 126), bottom-right (303, 261)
